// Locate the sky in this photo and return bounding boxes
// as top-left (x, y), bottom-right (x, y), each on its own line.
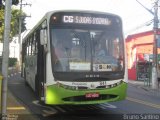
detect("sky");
top-left (21, 0), bottom-right (156, 37)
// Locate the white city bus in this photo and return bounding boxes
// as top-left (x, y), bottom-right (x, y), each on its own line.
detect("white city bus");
top-left (21, 10), bottom-right (128, 105)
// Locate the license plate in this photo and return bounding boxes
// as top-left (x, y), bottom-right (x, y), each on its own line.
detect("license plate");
top-left (85, 93), bottom-right (99, 98)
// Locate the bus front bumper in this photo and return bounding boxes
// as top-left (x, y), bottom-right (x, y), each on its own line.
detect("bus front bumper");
top-left (45, 82), bottom-right (127, 105)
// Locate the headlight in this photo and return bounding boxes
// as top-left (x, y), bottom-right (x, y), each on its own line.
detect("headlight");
top-left (56, 82), bottom-right (77, 90)
top-left (105, 80), bottom-right (122, 89)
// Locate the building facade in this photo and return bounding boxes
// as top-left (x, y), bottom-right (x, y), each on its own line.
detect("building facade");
top-left (0, 37), bottom-right (19, 60)
top-left (126, 29), bottom-right (160, 81)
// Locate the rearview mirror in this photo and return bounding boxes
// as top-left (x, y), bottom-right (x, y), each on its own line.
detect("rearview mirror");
top-left (40, 29), bottom-right (47, 45)
top-left (40, 20), bottom-right (47, 45)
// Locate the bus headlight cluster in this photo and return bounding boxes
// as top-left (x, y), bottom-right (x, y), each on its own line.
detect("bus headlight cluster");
top-left (56, 82), bottom-right (78, 90)
top-left (63, 85), bottom-right (78, 90)
top-left (56, 80), bottom-right (123, 90)
top-left (105, 80), bottom-right (122, 89)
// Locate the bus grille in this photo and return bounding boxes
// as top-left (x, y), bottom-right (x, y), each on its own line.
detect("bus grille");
top-left (62, 94), bottom-right (118, 102)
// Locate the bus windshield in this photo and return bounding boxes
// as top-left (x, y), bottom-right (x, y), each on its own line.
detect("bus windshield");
top-left (51, 28), bottom-right (124, 72)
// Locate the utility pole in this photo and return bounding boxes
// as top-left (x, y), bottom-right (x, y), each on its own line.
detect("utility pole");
top-left (152, 0), bottom-right (159, 89)
top-left (136, 0), bottom-right (159, 89)
top-left (18, 0), bottom-right (22, 69)
top-left (18, 0), bottom-right (31, 71)
top-left (1, 0), bottom-right (12, 119)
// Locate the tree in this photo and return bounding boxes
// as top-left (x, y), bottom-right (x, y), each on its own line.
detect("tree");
top-left (0, 8), bottom-right (26, 42)
top-left (0, 9), bottom-right (4, 41)
top-left (0, 0), bottom-right (2, 6)
top-left (11, 8), bottom-right (26, 38)
top-left (12, 0), bottom-right (19, 5)
top-left (1, 0), bottom-right (19, 6)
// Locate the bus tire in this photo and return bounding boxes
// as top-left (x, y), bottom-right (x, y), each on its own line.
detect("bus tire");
top-left (24, 80), bottom-right (29, 86)
top-left (24, 69), bottom-right (29, 86)
top-left (35, 74), bottom-right (42, 102)
top-left (35, 74), bottom-right (39, 97)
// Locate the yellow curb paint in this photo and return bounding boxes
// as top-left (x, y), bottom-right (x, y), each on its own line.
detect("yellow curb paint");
top-left (127, 97), bottom-right (160, 109)
top-left (7, 107), bottom-right (26, 110)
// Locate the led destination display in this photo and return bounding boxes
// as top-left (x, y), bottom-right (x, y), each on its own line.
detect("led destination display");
top-left (51, 12), bottom-right (121, 27)
top-left (63, 15), bottom-right (112, 25)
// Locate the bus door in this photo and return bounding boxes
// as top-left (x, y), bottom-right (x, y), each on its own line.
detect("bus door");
top-left (35, 29), bottom-right (46, 101)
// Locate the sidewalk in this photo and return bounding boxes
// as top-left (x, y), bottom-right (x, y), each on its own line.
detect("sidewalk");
top-left (0, 69), bottom-right (39, 120)
top-left (5, 90), bottom-right (39, 120)
top-left (128, 79), bottom-right (160, 93)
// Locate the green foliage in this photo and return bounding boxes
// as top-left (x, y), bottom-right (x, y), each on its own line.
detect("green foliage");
top-left (0, 9), bottom-right (4, 41)
top-left (0, 57), bottom-right (18, 68)
top-left (0, 8), bottom-right (26, 42)
top-left (0, 0), bottom-right (2, 6)
top-left (8, 57), bottom-right (17, 67)
top-left (0, 0), bottom-right (19, 6)
top-left (12, 0), bottom-right (19, 5)
top-left (0, 57), bottom-right (17, 74)
top-left (10, 8), bottom-right (26, 38)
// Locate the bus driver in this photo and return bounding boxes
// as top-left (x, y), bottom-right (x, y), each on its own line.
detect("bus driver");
top-left (95, 44), bottom-right (105, 57)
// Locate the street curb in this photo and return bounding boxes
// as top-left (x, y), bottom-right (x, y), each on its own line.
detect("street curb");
top-left (128, 80), bottom-right (160, 93)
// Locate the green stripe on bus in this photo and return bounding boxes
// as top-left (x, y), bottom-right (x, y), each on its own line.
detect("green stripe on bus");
top-left (45, 82), bottom-right (127, 105)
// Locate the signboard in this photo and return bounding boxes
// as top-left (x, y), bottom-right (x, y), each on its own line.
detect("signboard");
top-left (137, 62), bottom-right (151, 81)
top-left (63, 15), bottom-right (111, 25)
top-left (50, 12), bottom-right (121, 28)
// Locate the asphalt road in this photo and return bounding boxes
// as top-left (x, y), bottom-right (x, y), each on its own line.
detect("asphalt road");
top-left (8, 73), bottom-right (160, 120)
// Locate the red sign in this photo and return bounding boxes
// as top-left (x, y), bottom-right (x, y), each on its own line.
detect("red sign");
top-left (85, 93), bottom-right (99, 98)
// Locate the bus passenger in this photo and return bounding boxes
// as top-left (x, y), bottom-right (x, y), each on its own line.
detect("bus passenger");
top-left (54, 42), bottom-right (67, 58)
top-left (95, 45), bottom-right (105, 57)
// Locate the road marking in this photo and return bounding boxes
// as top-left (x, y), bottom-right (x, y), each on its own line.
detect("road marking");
top-left (103, 103), bottom-right (117, 109)
top-left (99, 104), bottom-right (106, 109)
top-left (54, 106), bottom-right (66, 113)
top-left (42, 110), bottom-right (57, 117)
top-left (7, 107), bottom-right (26, 110)
top-left (127, 97), bottom-right (160, 109)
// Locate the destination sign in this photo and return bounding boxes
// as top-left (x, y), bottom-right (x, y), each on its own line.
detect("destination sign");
top-left (63, 15), bottom-right (112, 25)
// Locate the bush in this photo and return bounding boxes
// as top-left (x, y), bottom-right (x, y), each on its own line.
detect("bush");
top-left (0, 57), bottom-right (18, 74)
top-left (8, 58), bottom-right (17, 67)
